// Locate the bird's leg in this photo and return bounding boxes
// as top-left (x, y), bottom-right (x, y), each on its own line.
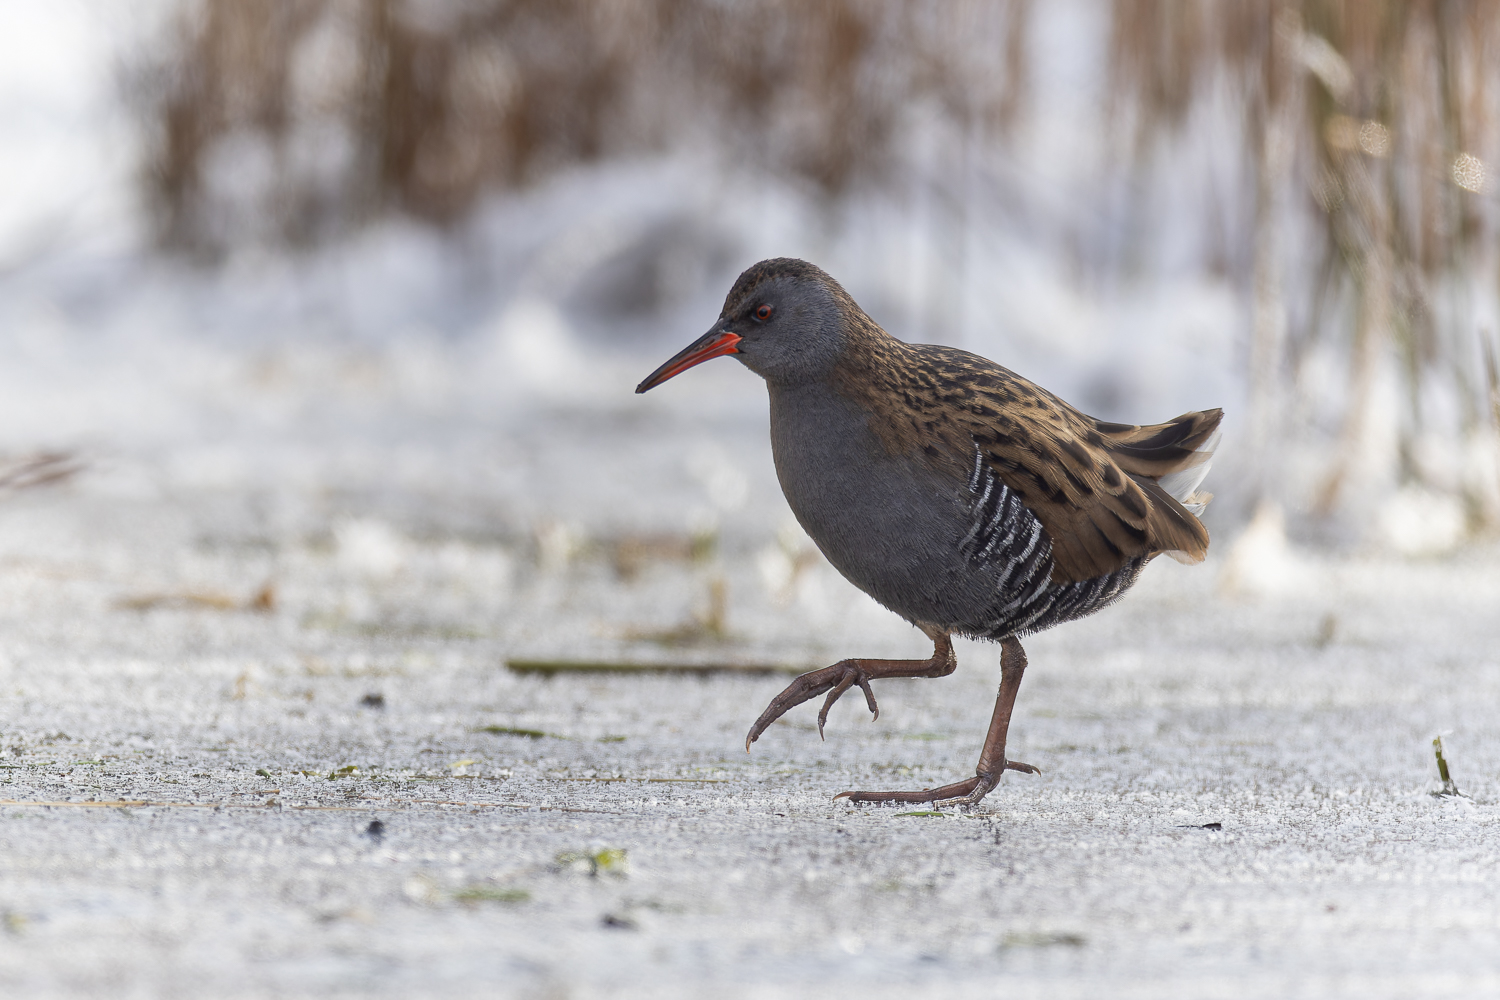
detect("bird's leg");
top-left (836, 636), bottom-right (1038, 808)
top-left (744, 631), bottom-right (957, 751)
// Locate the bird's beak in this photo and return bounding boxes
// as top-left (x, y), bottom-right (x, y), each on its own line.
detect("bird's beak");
top-left (634, 328), bottom-right (742, 393)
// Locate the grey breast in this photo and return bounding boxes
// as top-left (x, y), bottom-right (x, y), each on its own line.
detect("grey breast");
top-left (767, 382), bottom-right (1011, 629)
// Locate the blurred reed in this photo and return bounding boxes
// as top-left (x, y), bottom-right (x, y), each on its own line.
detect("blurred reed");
top-left (1108, 1), bottom-right (1500, 530)
top-left (134, 0), bottom-right (1029, 250)
top-left (131, 0), bottom-right (1500, 538)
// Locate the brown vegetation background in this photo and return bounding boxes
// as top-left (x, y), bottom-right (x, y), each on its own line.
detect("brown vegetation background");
top-left (132, 0), bottom-right (1500, 539)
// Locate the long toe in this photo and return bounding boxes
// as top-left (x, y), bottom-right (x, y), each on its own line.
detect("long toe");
top-left (837, 761), bottom-right (1040, 808)
top-left (835, 776), bottom-right (981, 805)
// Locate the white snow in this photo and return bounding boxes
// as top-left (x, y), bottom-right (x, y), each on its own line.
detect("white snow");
top-left (0, 4), bottom-right (1498, 998)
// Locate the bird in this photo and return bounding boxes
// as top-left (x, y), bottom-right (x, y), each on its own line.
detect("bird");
top-left (635, 258), bottom-right (1221, 807)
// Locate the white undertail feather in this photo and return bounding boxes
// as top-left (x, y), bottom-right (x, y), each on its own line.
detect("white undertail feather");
top-left (1154, 426), bottom-right (1220, 564)
top-left (1157, 427), bottom-right (1221, 518)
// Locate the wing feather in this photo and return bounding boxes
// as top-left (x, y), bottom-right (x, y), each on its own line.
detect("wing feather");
top-left (828, 335), bottom-right (1224, 585)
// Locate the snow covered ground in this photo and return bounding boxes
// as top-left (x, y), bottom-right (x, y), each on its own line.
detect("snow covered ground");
top-left (2, 3), bottom-right (1500, 997)
top-left (2, 324), bottom-right (1499, 998)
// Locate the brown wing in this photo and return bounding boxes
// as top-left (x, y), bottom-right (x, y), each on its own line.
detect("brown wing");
top-left (967, 411), bottom-right (1143, 583)
top-left (830, 336), bottom-right (1223, 586)
top-left (969, 394), bottom-right (1221, 583)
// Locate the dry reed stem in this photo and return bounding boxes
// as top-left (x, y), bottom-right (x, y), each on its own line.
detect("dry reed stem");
top-left (129, 1), bottom-right (1500, 528)
top-left (135, 0), bottom-right (1032, 254)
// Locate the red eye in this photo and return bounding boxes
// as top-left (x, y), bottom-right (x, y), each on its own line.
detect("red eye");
top-left (754, 304), bottom-right (773, 321)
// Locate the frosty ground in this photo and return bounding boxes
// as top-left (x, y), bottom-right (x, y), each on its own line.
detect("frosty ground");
top-left (1, 345), bottom-right (1498, 1000)
top-left (2, 2), bottom-right (1498, 995)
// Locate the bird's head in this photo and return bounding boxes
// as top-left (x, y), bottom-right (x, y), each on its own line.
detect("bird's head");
top-left (635, 258), bottom-right (848, 393)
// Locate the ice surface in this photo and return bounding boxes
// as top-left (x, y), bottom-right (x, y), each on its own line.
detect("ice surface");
top-left (3, 452), bottom-right (1500, 999)
top-left (1, 4), bottom-right (1499, 998)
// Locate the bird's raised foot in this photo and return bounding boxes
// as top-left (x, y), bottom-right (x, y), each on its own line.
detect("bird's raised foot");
top-left (744, 659), bottom-right (879, 751)
top-left (744, 636), bottom-right (957, 752)
top-left (834, 760), bottom-right (1039, 809)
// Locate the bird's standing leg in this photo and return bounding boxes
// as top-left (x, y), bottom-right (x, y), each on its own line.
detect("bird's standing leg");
top-left (836, 635), bottom-right (1038, 808)
top-left (745, 628), bottom-right (957, 751)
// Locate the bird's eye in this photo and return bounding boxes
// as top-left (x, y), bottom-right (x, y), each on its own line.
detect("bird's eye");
top-left (754, 304), bottom-right (773, 321)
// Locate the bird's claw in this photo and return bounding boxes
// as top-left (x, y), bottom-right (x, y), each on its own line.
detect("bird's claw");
top-left (816, 670), bottom-right (878, 739)
top-left (745, 659), bottom-right (880, 751)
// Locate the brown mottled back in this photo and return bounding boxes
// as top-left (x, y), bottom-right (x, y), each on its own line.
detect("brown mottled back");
top-left (828, 305), bottom-right (1221, 585)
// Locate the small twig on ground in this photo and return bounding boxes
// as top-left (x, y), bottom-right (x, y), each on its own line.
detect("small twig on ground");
top-left (116, 583), bottom-right (275, 613)
top-left (506, 659), bottom-right (802, 677)
top-left (0, 452), bottom-right (83, 493)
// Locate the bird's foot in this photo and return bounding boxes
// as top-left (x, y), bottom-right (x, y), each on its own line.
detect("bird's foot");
top-left (834, 760), bottom-right (1039, 809)
top-left (745, 659), bottom-right (880, 750)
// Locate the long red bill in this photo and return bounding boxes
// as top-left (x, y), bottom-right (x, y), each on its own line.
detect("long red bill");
top-left (635, 330), bottom-right (742, 393)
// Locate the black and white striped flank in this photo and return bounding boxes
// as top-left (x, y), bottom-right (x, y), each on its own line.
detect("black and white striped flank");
top-left (960, 442), bottom-right (1146, 641)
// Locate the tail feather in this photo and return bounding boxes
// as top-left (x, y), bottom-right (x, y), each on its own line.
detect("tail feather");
top-left (1135, 478), bottom-right (1211, 564)
top-left (1098, 408), bottom-right (1224, 562)
top-left (1094, 408), bottom-right (1223, 483)
top-left (1096, 409), bottom-right (1223, 520)
top-left (1158, 426), bottom-right (1221, 509)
